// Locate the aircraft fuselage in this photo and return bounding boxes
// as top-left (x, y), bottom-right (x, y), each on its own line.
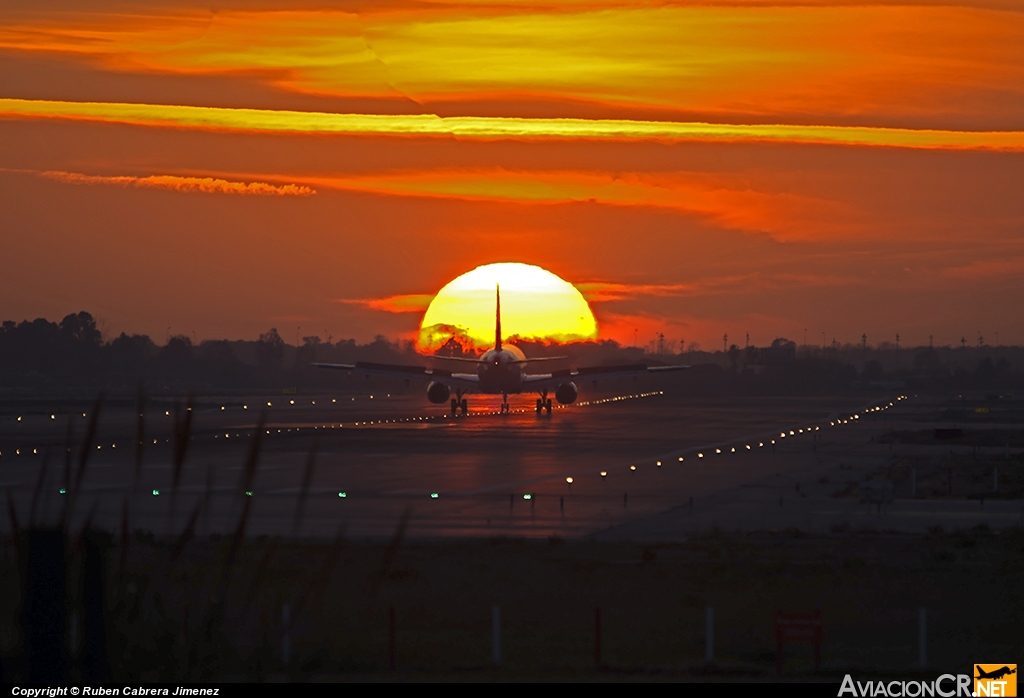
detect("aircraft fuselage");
top-left (477, 345), bottom-right (526, 394)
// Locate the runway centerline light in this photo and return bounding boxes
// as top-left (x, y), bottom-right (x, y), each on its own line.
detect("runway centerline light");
top-left (678, 457), bottom-right (684, 462)
top-left (698, 453), bottom-right (704, 458)
top-left (600, 471), bottom-right (608, 478)
top-left (630, 465), bottom-right (637, 471)
top-left (566, 477), bottom-right (574, 484)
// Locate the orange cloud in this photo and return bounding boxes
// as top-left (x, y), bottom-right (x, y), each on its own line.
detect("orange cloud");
top-left (299, 168), bottom-right (857, 240)
top-left (336, 293), bottom-right (434, 313)
top-left (3, 99), bottom-right (1023, 151)
top-left (941, 256), bottom-right (1024, 280)
top-left (37, 169), bottom-right (315, 196)
top-left (3, 3), bottom-right (1023, 129)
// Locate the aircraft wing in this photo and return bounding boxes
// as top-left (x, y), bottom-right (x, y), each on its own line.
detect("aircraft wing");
top-left (313, 362), bottom-right (479, 390)
top-left (521, 363), bottom-right (689, 390)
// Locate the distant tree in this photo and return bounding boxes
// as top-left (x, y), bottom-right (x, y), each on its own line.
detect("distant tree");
top-left (257, 328), bottom-right (285, 371)
top-left (109, 332), bottom-right (156, 376)
top-left (60, 311), bottom-right (102, 346)
top-left (158, 335), bottom-right (195, 379)
top-left (295, 335), bottom-right (322, 369)
top-left (436, 335), bottom-right (470, 357)
top-left (198, 340), bottom-right (246, 386)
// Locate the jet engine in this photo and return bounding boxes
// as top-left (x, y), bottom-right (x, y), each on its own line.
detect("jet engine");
top-left (555, 382), bottom-right (578, 405)
top-left (426, 381), bottom-right (451, 404)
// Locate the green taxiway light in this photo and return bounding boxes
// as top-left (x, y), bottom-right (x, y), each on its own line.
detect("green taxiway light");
top-left (430, 492), bottom-right (439, 499)
top-left (59, 488), bottom-right (66, 495)
top-left (152, 489), bottom-right (160, 496)
top-left (338, 492), bottom-right (347, 498)
top-left (246, 491), bottom-right (253, 497)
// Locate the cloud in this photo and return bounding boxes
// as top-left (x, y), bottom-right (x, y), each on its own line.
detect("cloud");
top-left (941, 255), bottom-right (1024, 280)
top-left (3, 99), bottom-right (1023, 151)
top-left (297, 168), bottom-right (857, 240)
top-left (578, 273), bottom-right (857, 302)
top-left (335, 293), bottom-right (435, 313)
top-left (3, 3), bottom-right (1024, 130)
top-left (37, 169), bottom-right (315, 196)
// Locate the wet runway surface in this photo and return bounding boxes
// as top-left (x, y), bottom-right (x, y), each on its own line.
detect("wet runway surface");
top-left (0, 383), bottom-right (905, 539)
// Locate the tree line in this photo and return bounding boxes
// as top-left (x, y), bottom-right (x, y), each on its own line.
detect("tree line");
top-left (0, 312), bottom-right (1018, 394)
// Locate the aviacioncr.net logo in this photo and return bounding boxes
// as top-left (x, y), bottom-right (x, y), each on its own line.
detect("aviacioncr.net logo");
top-left (839, 674), bottom-right (973, 697)
top-left (974, 665), bottom-right (1017, 697)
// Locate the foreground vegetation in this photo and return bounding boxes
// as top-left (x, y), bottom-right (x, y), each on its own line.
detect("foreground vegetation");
top-left (2, 525), bottom-right (1021, 681)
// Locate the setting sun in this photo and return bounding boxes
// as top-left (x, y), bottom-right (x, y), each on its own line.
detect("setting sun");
top-left (417, 263), bottom-right (598, 353)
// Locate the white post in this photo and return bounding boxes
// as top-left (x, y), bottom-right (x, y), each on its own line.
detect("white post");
top-left (282, 603), bottom-right (291, 665)
top-left (492, 605), bottom-right (501, 668)
top-left (705, 606), bottom-right (715, 664)
top-left (918, 607), bottom-right (926, 669)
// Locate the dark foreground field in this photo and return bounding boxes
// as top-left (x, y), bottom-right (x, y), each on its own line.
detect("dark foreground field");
top-left (2, 386), bottom-right (1021, 681)
top-left (2, 526), bottom-right (1020, 682)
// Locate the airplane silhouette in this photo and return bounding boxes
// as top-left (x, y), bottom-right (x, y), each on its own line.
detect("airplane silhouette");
top-left (316, 286), bottom-right (687, 415)
top-left (976, 667), bottom-right (1016, 681)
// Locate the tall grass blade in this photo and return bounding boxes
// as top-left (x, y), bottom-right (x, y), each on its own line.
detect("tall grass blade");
top-left (6, 490), bottom-right (18, 543)
top-left (133, 383), bottom-right (146, 492)
top-left (291, 437), bottom-right (317, 537)
top-left (63, 393), bottom-right (103, 530)
top-left (29, 447), bottom-right (50, 527)
top-left (168, 394), bottom-right (194, 535)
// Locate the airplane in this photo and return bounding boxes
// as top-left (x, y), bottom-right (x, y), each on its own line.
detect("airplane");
top-left (976, 667), bottom-right (1016, 681)
top-left (315, 286), bottom-right (688, 415)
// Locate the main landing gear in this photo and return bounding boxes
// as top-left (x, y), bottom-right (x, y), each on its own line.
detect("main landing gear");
top-left (535, 391), bottom-right (553, 415)
top-left (450, 390), bottom-right (468, 416)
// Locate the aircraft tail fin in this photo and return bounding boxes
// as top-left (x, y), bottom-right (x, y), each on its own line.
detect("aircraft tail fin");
top-left (495, 284), bottom-right (502, 351)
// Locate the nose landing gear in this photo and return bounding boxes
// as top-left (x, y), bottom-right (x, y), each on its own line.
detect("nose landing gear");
top-left (500, 393), bottom-right (511, 414)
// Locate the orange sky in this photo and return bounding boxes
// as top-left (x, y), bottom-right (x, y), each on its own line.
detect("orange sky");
top-left (1, 0), bottom-right (1023, 349)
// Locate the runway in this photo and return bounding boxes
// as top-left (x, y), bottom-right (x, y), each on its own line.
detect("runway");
top-left (2, 386), bottom-right (1012, 539)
